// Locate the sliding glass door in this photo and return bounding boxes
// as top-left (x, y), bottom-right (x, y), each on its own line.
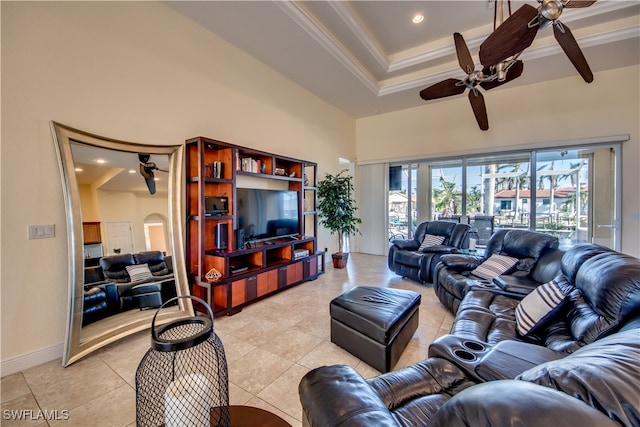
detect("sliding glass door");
top-left (388, 143), bottom-right (621, 251)
top-left (534, 146), bottom-right (619, 249)
top-left (388, 164), bottom-right (418, 240)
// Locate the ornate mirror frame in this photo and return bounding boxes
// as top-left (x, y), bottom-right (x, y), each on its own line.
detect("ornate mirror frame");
top-left (51, 121), bottom-right (193, 366)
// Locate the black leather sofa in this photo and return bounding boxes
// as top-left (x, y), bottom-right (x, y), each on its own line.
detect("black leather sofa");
top-left (298, 243), bottom-right (640, 426)
top-left (432, 229), bottom-right (562, 312)
top-left (84, 251), bottom-right (175, 313)
top-left (82, 265), bottom-right (118, 325)
top-left (388, 221), bottom-right (473, 283)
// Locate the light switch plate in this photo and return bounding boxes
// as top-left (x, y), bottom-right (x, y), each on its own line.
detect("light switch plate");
top-left (28, 224), bottom-right (55, 239)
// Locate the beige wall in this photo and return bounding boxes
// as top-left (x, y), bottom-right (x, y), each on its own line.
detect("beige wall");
top-left (356, 65), bottom-right (640, 257)
top-left (1, 2), bottom-right (354, 362)
top-left (96, 190), bottom-right (169, 255)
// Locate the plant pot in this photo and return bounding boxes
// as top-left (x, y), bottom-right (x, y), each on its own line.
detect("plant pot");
top-left (332, 252), bottom-right (349, 269)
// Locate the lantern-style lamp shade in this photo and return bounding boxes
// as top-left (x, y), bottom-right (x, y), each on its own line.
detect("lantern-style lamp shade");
top-left (136, 297), bottom-right (229, 427)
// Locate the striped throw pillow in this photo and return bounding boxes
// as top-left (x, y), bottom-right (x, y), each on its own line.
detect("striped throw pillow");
top-left (418, 234), bottom-right (445, 251)
top-left (126, 263), bottom-right (153, 282)
top-left (515, 278), bottom-right (568, 336)
top-left (471, 254), bottom-right (518, 280)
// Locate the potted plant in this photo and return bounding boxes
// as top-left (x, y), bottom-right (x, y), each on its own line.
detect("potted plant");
top-left (317, 170), bottom-right (362, 268)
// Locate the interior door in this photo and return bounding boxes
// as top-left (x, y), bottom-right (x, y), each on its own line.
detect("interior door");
top-left (105, 221), bottom-right (134, 255)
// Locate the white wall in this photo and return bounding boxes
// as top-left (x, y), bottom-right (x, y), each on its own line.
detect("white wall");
top-left (356, 65), bottom-right (640, 257)
top-left (1, 1), bottom-right (354, 364)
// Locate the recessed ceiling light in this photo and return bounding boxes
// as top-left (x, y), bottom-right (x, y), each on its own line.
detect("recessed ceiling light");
top-left (75, 167), bottom-right (83, 172)
top-left (129, 169), bottom-right (136, 174)
top-left (412, 14), bottom-right (424, 24)
top-left (96, 159), bottom-right (106, 164)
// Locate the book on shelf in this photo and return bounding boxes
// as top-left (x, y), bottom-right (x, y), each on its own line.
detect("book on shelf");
top-left (240, 157), bottom-right (264, 173)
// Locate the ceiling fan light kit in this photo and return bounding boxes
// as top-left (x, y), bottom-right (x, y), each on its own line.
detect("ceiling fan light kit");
top-left (422, 0), bottom-right (596, 131)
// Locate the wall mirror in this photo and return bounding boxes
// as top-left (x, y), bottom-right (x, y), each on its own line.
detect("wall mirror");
top-left (51, 122), bottom-right (193, 366)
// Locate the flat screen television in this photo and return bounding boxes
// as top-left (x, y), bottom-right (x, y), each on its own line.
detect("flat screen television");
top-left (236, 188), bottom-right (300, 242)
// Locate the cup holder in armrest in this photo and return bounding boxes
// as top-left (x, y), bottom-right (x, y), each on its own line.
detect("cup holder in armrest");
top-left (462, 340), bottom-right (486, 352)
top-left (427, 335), bottom-right (492, 381)
top-left (453, 349), bottom-right (477, 361)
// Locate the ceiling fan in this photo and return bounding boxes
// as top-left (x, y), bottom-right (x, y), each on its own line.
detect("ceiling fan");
top-left (419, 32), bottom-right (524, 131)
top-left (479, 0), bottom-right (596, 83)
top-left (138, 154), bottom-right (167, 195)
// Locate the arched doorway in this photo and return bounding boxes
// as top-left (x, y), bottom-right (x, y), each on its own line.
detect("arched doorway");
top-left (143, 213), bottom-right (169, 254)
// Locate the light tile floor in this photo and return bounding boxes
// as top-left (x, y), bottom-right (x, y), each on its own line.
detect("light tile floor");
top-left (1, 254), bottom-right (454, 426)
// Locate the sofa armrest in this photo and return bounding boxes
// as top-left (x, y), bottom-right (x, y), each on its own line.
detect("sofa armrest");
top-left (420, 245), bottom-right (458, 254)
top-left (392, 239), bottom-right (419, 251)
top-left (440, 254), bottom-right (483, 271)
top-left (475, 340), bottom-right (563, 381)
top-left (493, 275), bottom-right (541, 296)
top-left (428, 381), bottom-right (619, 427)
top-left (299, 365), bottom-right (399, 427)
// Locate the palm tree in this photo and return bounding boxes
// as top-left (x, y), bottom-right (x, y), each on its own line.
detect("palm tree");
top-left (467, 185), bottom-right (482, 214)
top-left (433, 175), bottom-right (460, 216)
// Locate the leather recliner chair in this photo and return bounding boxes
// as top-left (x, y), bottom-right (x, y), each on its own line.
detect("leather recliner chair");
top-left (299, 325), bottom-right (640, 427)
top-left (388, 221), bottom-right (473, 283)
top-left (432, 229), bottom-right (560, 312)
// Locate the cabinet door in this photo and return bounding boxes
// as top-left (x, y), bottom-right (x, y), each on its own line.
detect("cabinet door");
top-left (232, 276), bottom-right (257, 307)
top-left (231, 279), bottom-right (246, 308)
top-left (303, 257), bottom-right (318, 279)
top-left (257, 269), bottom-right (278, 297)
top-left (83, 222), bottom-right (101, 244)
top-left (286, 262), bottom-right (303, 286)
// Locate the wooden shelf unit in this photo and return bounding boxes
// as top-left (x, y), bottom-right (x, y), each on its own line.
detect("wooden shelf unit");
top-left (186, 136), bottom-right (324, 316)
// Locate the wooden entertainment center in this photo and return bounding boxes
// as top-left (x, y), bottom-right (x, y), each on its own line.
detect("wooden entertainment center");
top-left (186, 136), bottom-right (324, 316)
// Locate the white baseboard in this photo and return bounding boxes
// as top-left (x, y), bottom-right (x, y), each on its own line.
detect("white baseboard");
top-left (1, 342), bottom-right (64, 377)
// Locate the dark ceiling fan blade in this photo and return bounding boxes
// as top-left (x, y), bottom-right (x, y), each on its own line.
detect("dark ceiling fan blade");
top-left (419, 78), bottom-right (466, 101)
top-left (140, 163), bottom-right (157, 194)
top-left (565, 0), bottom-right (597, 8)
top-left (468, 90), bottom-right (489, 131)
top-left (479, 4), bottom-right (539, 67)
top-left (553, 23), bottom-right (594, 83)
top-left (454, 32), bottom-right (474, 73)
top-left (480, 60), bottom-right (524, 90)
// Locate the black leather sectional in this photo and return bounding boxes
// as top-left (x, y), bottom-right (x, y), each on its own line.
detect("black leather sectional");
top-left (388, 220), bottom-right (474, 283)
top-left (433, 229), bottom-right (562, 313)
top-left (299, 240), bottom-right (640, 426)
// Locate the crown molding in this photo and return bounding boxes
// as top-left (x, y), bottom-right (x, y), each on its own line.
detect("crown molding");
top-left (328, 1), bottom-right (390, 72)
top-left (273, 0), bottom-right (379, 93)
top-left (274, 0), bottom-right (638, 98)
top-left (380, 24), bottom-right (639, 96)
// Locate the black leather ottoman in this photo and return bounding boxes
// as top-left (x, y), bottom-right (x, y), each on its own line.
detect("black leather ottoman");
top-left (330, 286), bottom-right (421, 373)
top-left (131, 282), bottom-right (162, 309)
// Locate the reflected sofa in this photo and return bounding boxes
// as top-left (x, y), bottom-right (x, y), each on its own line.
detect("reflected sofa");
top-left (84, 251), bottom-right (175, 313)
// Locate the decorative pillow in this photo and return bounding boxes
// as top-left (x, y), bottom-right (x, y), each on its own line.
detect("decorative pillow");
top-left (126, 263), bottom-right (153, 282)
top-left (515, 277), bottom-right (568, 336)
top-left (418, 234), bottom-right (445, 251)
top-left (471, 254), bottom-right (518, 280)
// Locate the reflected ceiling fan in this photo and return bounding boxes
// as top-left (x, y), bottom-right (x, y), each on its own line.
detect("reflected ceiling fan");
top-left (138, 154), bottom-right (167, 195)
top-left (479, 0), bottom-right (596, 83)
top-left (419, 32), bottom-right (524, 131)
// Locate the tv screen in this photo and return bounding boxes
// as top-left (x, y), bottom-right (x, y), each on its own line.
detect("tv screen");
top-left (236, 188), bottom-right (300, 242)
